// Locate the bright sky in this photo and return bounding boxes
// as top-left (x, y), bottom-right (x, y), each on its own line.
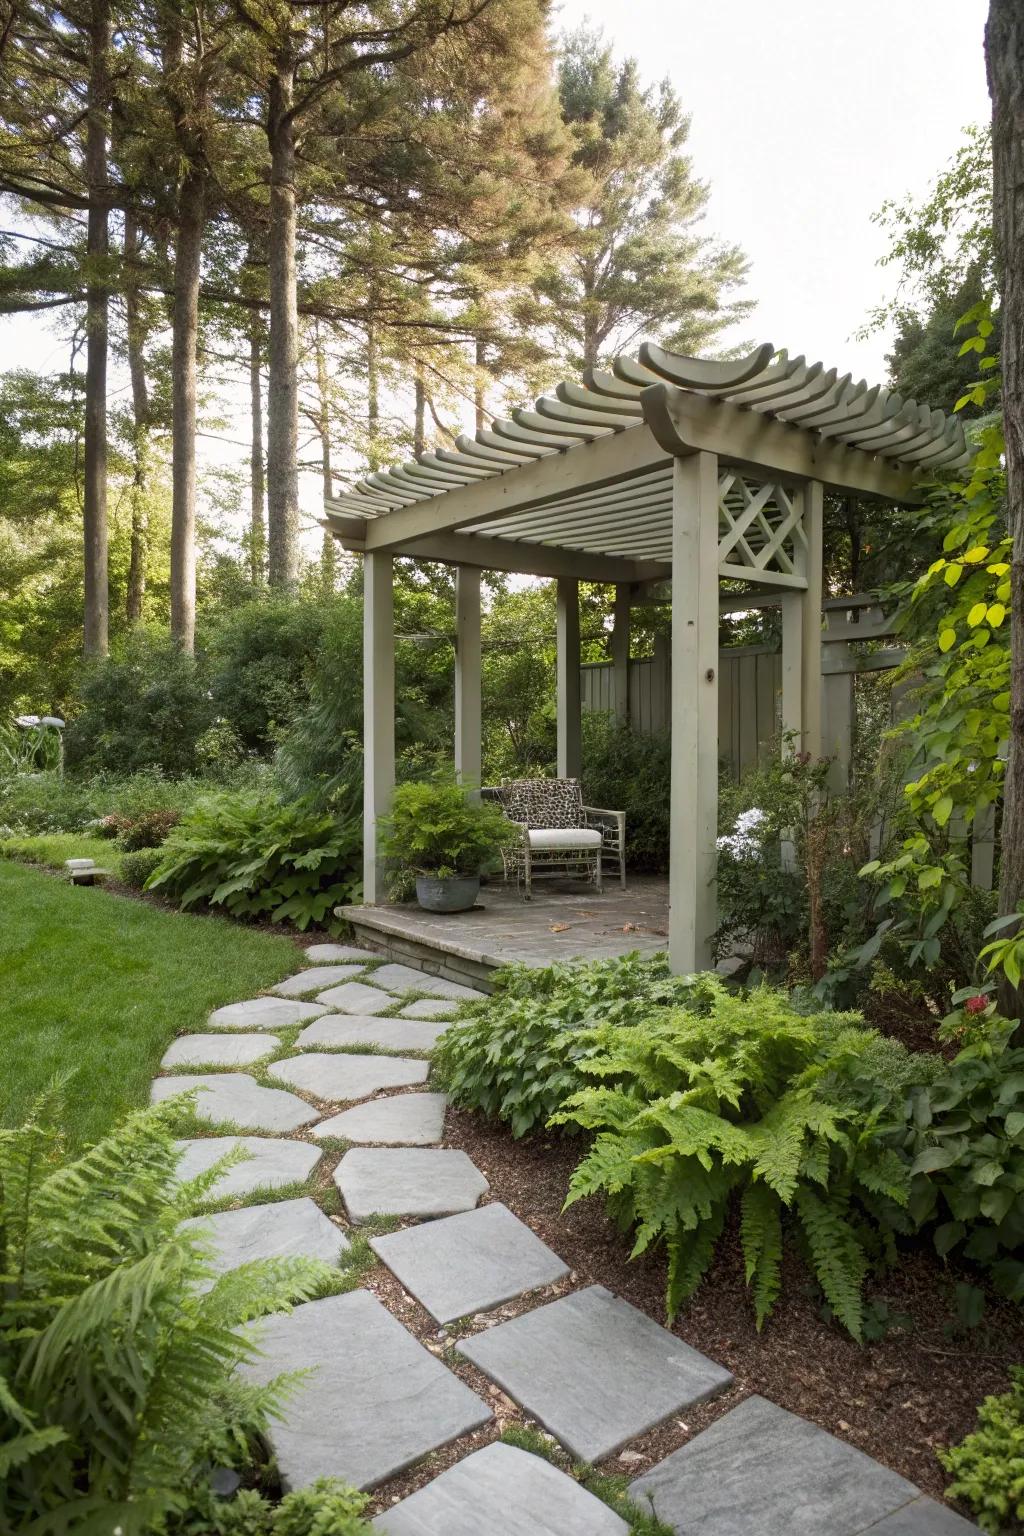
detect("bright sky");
top-left (1, 0), bottom-right (992, 549)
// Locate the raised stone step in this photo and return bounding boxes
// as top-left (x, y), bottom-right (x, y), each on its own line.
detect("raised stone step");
top-left (458, 1284), bottom-right (733, 1464)
top-left (153, 1074), bottom-right (319, 1133)
top-left (628, 1396), bottom-right (981, 1535)
top-left (371, 1202), bottom-right (568, 1324)
top-left (161, 1033), bottom-right (280, 1069)
top-left (313, 1092), bottom-right (447, 1146)
top-left (372, 1442), bottom-right (629, 1534)
top-left (240, 1290), bottom-right (492, 1490)
top-left (303, 943), bottom-right (376, 963)
top-left (296, 1014), bottom-right (447, 1053)
top-left (335, 1147), bottom-right (488, 1222)
top-left (208, 996), bottom-right (329, 1031)
top-left (370, 963), bottom-right (486, 1001)
top-left (175, 1136), bottom-right (322, 1199)
top-left (269, 1052), bottom-right (428, 1102)
top-left (271, 965), bottom-right (367, 998)
top-left (184, 1196), bottom-right (349, 1282)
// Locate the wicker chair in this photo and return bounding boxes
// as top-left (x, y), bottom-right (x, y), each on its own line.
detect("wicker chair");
top-left (486, 777), bottom-right (626, 899)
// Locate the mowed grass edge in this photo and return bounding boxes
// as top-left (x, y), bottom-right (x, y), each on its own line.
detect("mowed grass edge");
top-left (0, 860), bottom-right (303, 1146)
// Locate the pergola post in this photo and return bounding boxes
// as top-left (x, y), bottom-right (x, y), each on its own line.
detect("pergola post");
top-left (362, 551), bottom-right (395, 904)
top-left (454, 565), bottom-right (482, 789)
top-left (556, 576), bottom-right (582, 779)
top-left (801, 480), bottom-right (824, 758)
top-left (611, 584), bottom-right (631, 722)
top-left (780, 590), bottom-right (803, 749)
top-left (669, 450), bottom-right (719, 973)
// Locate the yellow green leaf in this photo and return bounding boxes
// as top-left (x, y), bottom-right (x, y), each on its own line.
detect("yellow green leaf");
top-left (987, 603), bottom-right (1006, 627)
top-left (987, 563), bottom-right (1010, 576)
top-left (938, 628), bottom-right (957, 653)
top-left (933, 794), bottom-right (954, 828)
top-left (968, 603), bottom-right (988, 628)
top-left (998, 581), bottom-right (1011, 602)
top-left (918, 866), bottom-right (943, 889)
top-left (962, 546), bottom-right (989, 564)
top-left (995, 692), bottom-right (1011, 711)
top-left (945, 565), bottom-right (963, 587)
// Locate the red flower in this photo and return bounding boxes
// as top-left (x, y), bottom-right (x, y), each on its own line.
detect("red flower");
top-left (964, 995), bottom-right (988, 1015)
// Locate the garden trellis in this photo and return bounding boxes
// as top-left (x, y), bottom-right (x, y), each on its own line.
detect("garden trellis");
top-left (323, 342), bottom-right (972, 973)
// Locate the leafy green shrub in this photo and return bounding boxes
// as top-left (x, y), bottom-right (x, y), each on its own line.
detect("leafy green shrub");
top-left (275, 600), bottom-right (363, 806)
top-left (939, 1368), bottom-right (1024, 1535)
top-left (101, 807), bottom-right (181, 849)
top-left (148, 788), bottom-right (360, 929)
top-left (581, 714), bottom-right (670, 874)
top-left (181, 1478), bottom-right (371, 1535)
top-left (120, 845), bottom-right (166, 889)
top-left (65, 629), bottom-right (215, 776)
top-left (0, 1090), bottom-right (346, 1533)
top-left (434, 954), bottom-right (700, 1137)
top-left (553, 980), bottom-right (926, 1337)
top-left (206, 596), bottom-right (328, 754)
top-left (379, 779), bottom-right (511, 879)
top-left (0, 770), bottom-right (105, 834)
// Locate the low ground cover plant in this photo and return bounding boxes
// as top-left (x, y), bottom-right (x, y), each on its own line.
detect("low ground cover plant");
top-left (0, 1091), bottom-right (369, 1534)
top-left (939, 1368), bottom-right (1024, 1535)
top-left (147, 788), bottom-right (360, 930)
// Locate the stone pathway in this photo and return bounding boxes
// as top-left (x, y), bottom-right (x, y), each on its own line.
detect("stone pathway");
top-left (155, 945), bottom-right (981, 1534)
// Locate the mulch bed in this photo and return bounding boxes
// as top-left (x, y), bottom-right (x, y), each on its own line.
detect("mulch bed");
top-left (442, 1107), bottom-right (1024, 1508)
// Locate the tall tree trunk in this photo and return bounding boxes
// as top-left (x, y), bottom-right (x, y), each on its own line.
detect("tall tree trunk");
top-left (474, 334), bottom-right (487, 431)
top-left (83, 0), bottom-right (110, 657)
top-left (266, 63), bottom-right (300, 588)
top-left (414, 369), bottom-right (426, 457)
top-left (315, 322), bottom-right (336, 592)
top-left (367, 319), bottom-right (381, 471)
top-left (124, 210), bottom-right (150, 625)
top-left (988, 3), bottom-right (1024, 974)
top-left (170, 164), bottom-right (204, 651)
top-left (249, 323), bottom-right (266, 583)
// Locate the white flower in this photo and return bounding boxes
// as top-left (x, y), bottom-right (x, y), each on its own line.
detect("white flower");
top-left (717, 807), bottom-right (766, 860)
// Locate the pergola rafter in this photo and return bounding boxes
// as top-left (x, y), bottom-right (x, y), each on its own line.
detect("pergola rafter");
top-left (324, 342), bottom-right (971, 973)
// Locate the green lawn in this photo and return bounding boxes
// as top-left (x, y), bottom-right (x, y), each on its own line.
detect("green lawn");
top-left (0, 860), bottom-right (303, 1146)
top-left (0, 831), bottom-right (123, 877)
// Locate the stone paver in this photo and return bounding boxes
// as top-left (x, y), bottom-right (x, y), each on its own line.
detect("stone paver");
top-left (399, 998), bottom-right (459, 1020)
top-left (317, 980), bottom-right (393, 1013)
top-left (304, 943), bottom-right (376, 963)
top-left (296, 1014), bottom-right (446, 1053)
top-left (370, 963), bottom-right (485, 1001)
top-left (335, 1148), bottom-right (488, 1222)
top-left (241, 1291), bottom-right (492, 1491)
top-left (175, 1136), bottom-right (322, 1198)
top-left (184, 1196), bottom-right (350, 1280)
top-left (271, 965), bottom-right (367, 997)
top-left (313, 1092), bottom-right (447, 1145)
top-left (867, 1499), bottom-right (982, 1534)
top-left (458, 1284), bottom-right (733, 1463)
top-left (208, 996), bottom-right (329, 1031)
top-left (372, 1442), bottom-right (629, 1534)
top-left (161, 1033), bottom-right (280, 1069)
top-left (628, 1396), bottom-right (944, 1536)
top-left (371, 1202), bottom-right (568, 1323)
top-left (152, 1074), bottom-right (319, 1132)
top-left (269, 1053), bottom-right (428, 1102)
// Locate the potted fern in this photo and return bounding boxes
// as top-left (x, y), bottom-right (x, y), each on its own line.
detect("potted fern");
top-left (379, 780), bottom-right (511, 912)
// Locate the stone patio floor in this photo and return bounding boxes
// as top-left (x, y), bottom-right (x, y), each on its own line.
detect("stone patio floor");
top-left (153, 942), bottom-right (981, 1534)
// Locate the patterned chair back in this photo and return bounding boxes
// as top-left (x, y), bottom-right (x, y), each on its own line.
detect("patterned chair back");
top-left (498, 777), bottom-right (585, 830)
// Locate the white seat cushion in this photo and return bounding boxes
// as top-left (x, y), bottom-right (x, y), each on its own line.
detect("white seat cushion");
top-left (526, 828), bottom-right (602, 850)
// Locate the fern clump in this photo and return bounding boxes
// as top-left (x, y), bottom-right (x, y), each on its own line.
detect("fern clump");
top-left (553, 979), bottom-right (920, 1338)
top-left (0, 1089), bottom-right (362, 1533)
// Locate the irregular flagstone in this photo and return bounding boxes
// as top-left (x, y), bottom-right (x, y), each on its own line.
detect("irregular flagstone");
top-left (175, 1136), bottom-right (322, 1199)
top-left (295, 1014), bottom-right (447, 1053)
top-left (208, 996), bottom-right (329, 1031)
top-left (335, 1147), bottom-right (488, 1222)
top-left (152, 1074), bottom-right (319, 1132)
top-left (399, 998), bottom-right (459, 1020)
top-left (628, 1396), bottom-right (940, 1536)
top-left (269, 1053), bottom-right (428, 1102)
top-left (304, 943), bottom-right (376, 964)
top-left (313, 1092), bottom-right (448, 1146)
top-left (370, 963), bottom-right (486, 1001)
top-left (271, 965), bottom-right (366, 998)
top-left (161, 1033), bottom-right (280, 1069)
top-left (240, 1290), bottom-right (492, 1491)
top-left (317, 980), bottom-right (393, 1013)
top-left (371, 1202), bottom-right (568, 1324)
top-left (866, 1498), bottom-right (983, 1533)
top-left (458, 1285), bottom-right (732, 1464)
top-left (184, 1197), bottom-right (350, 1282)
top-left (372, 1441), bottom-right (629, 1535)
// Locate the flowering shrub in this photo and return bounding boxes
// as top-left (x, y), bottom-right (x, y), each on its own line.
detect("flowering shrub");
top-left (715, 800), bottom-right (806, 969)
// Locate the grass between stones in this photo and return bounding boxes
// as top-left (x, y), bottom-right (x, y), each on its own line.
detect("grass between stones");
top-left (499, 1426), bottom-right (674, 1536)
top-left (0, 860), bottom-right (301, 1145)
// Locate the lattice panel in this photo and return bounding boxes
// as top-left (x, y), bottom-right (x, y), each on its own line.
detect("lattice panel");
top-left (717, 473), bottom-right (807, 579)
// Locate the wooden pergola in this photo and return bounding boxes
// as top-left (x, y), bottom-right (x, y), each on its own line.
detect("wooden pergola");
top-left (323, 342), bottom-right (970, 973)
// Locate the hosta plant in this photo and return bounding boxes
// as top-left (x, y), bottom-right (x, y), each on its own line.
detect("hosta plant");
top-left (0, 1090), bottom-right (350, 1535)
top-left (147, 788), bottom-right (360, 930)
top-left (552, 979), bottom-right (924, 1338)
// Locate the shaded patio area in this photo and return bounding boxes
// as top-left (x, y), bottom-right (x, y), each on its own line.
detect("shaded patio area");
top-left (343, 876), bottom-right (671, 990)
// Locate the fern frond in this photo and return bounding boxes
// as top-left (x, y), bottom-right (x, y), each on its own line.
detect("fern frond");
top-left (740, 1183), bottom-right (784, 1328)
top-left (794, 1187), bottom-right (868, 1341)
top-left (665, 1200), bottom-right (727, 1319)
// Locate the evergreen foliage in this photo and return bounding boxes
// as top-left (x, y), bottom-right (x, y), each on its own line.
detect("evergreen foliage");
top-left (939, 1367), bottom-right (1024, 1535)
top-left (0, 1090), bottom-right (349, 1533)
